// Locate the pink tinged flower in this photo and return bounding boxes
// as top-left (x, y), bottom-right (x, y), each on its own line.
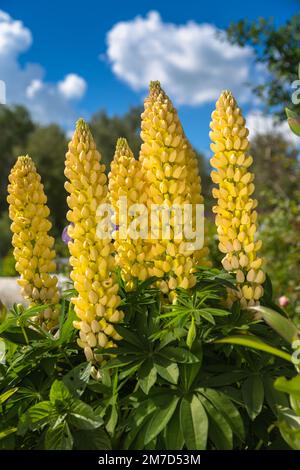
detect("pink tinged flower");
top-left (279, 295), bottom-right (289, 307)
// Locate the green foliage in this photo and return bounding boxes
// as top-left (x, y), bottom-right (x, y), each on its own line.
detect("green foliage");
top-left (0, 269), bottom-right (298, 450)
top-left (227, 14), bottom-right (300, 118)
top-left (25, 124), bottom-right (68, 237)
top-left (259, 199), bottom-right (300, 316)
top-left (0, 249), bottom-right (16, 277)
top-left (89, 107), bottom-right (142, 167)
top-left (274, 375), bottom-right (300, 449)
top-left (250, 133), bottom-right (300, 207)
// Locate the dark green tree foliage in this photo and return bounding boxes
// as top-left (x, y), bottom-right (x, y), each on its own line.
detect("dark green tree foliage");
top-left (227, 14), bottom-right (300, 118)
top-left (90, 106), bottom-right (142, 165)
top-left (25, 125), bottom-right (68, 237)
top-left (0, 105), bottom-right (34, 213)
top-left (249, 133), bottom-right (300, 209)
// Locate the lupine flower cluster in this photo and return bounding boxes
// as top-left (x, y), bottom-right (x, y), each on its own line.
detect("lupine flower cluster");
top-left (7, 156), bottom-right (59, 328)
top-left (210, 90), bottom-right (265, 307)
top-left (64, 119), bottom-right (122, 362)
top-left (5, 83), bottom-right (266, 362)
top-left (109, 138), bottom-right (148, 291)
top-left (140, 81), bottom-right (210, 302)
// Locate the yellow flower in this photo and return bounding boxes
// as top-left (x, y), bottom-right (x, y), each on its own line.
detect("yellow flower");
top-left (7, 155), bottom-right (59, 328)
top-left (65, 119), bottom-right (122, 361)
top-left (210, 90), bottom-right (265, 308)
top-left (108, 138), bottom-right (149, 290)
top-left (139, 81), bottom-right (210, 300)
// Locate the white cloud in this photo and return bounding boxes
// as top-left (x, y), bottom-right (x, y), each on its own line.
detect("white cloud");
top-left (246, 111), bottom-right (299, 145)
top-left (106, 11), bottom-right (258, 105)
top-left (0, 10), bottom-right (87, 126)
top-left (58, 74), bottom-right (87, 100)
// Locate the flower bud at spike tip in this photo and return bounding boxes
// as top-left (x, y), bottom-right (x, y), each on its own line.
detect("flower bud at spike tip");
top-left (7, 155), bottom-right (59, 328)
top-left (65, 119), bottom-right (121, 362)
top-left (210, 90), bottom-right (264, 308)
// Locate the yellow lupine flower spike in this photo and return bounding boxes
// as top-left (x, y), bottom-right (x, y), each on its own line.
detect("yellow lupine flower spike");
top-left (65, 118), bottom-right (122, 362)
top-left (210, 90), bottom-right (265, 308)
top-left (7, 155), bottom-right (59, 328)
top-left (140, 81), bottom-right (209, 301)
top-left (109, 138), bottom-right (148, 291)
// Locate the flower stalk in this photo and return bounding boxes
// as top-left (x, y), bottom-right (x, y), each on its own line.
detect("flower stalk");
top-left (140, 81), bottom-right (210, 301)
top-left (7, 155), bottom-right (59, 328)
top-left (65, 119), bottom-right (122, 361)
top-left (210, 90), bottom-right (265, 307)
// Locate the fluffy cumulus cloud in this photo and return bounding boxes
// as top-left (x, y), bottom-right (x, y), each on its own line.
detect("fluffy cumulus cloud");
top-left (58, 74), bottom-right (87, 100)
top-left (106, 11), bottom-right (258, 105)
top-left (0, 10), bottom-right (87, 126)
top-left (246, 111), bottom-right (299, 145)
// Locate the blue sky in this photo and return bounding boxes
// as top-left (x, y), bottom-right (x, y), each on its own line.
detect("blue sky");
top-left (0, 0), bottom-right (299, 154)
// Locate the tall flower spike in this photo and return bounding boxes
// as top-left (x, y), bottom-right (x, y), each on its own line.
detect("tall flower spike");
top-left (210, 90), bottom-right (265, 308)
top-left (7, 156), bottom-right (59, 328)
top-left (109, 138), bottom-right (148, 291)
top-left (65, 119), bottom-right (122, 362)
top-left (140, 81), bottom-right (209, 301)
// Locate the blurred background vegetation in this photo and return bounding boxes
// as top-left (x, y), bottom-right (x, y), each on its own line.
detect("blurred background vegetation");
top-left (0, 12), bottom-right (299, 315)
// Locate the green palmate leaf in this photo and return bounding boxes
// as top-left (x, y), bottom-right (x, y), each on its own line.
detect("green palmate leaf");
top-left (198, 388), bottom-right (245, 440)
top-left (180, 362), bottom-right (202, 391)
top-left (63, 362), bottom-right (91, 397)
top-left (124, 393), bottom-right (173, 449)
top-left (201, 308), bottom-right (231, 317)
top-left (114, 325), bottom-right (146, 348)
top-left (68, 400), bottom-right (103, 430)
top-left (154, 356), bottom-right (179, 384)
top-left (200, 396), bottom-right (233, 450)
top-left (165, 406), bottom-right (184, 450)
top-left (45, 421), bottom-right (73, 450)
top-left (73, 427), bottom-right (111, 450)
top-left (264, 376), bottom-right (289, 414)
top-left (50, 380), bottom-right (72, 404)
top-left (18, 401), bottom-right (56, 434)
top-left (251, 306), bottom-right (299, 344)
top-left (202, 370), bottom-right (248, 387)
top-left (0, 387), bottom-right (18, 405)
top-left (277, 407), bottom-right (300, 450)
top-left (106, 404), bottom-right (118, 435)
top-left (274, 375), bottom-right (300, 398)
top-left (180, 394), bottom-right (208, 450)
top-left (57, 306), bottom-right (77, 345)
top-left (102, 356), bottom-right (140, 369)
top-left (186, 317), bottom-right (196, 349)
top-left (138, 359), bottom-right (157, 394)
top-left (0, 326), bottom-right (42, 344)
top-left (144, 396), bottom-right (179, 445)
top-left (215, 334), bottom-right (293, 363)
top-left (0, 427), bottom-right (17, 441)
top-left (159, 346), bottom-right (200, 363)
top-left (119, 361), bottom-right (144, 380)
top-left (242, 375), bottom-right (264, 420)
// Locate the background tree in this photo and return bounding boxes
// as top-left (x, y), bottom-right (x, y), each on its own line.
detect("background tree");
top-left (90, 106), bottom-right (142, 166)
top-left (227, 13), bottom-right (300, 118)
top-left (25, 124), bottom-right (68, 238)
top-left (250, 132), bottom-right (300, 210)
top-left (0, 105), bottom-right (34, 213)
